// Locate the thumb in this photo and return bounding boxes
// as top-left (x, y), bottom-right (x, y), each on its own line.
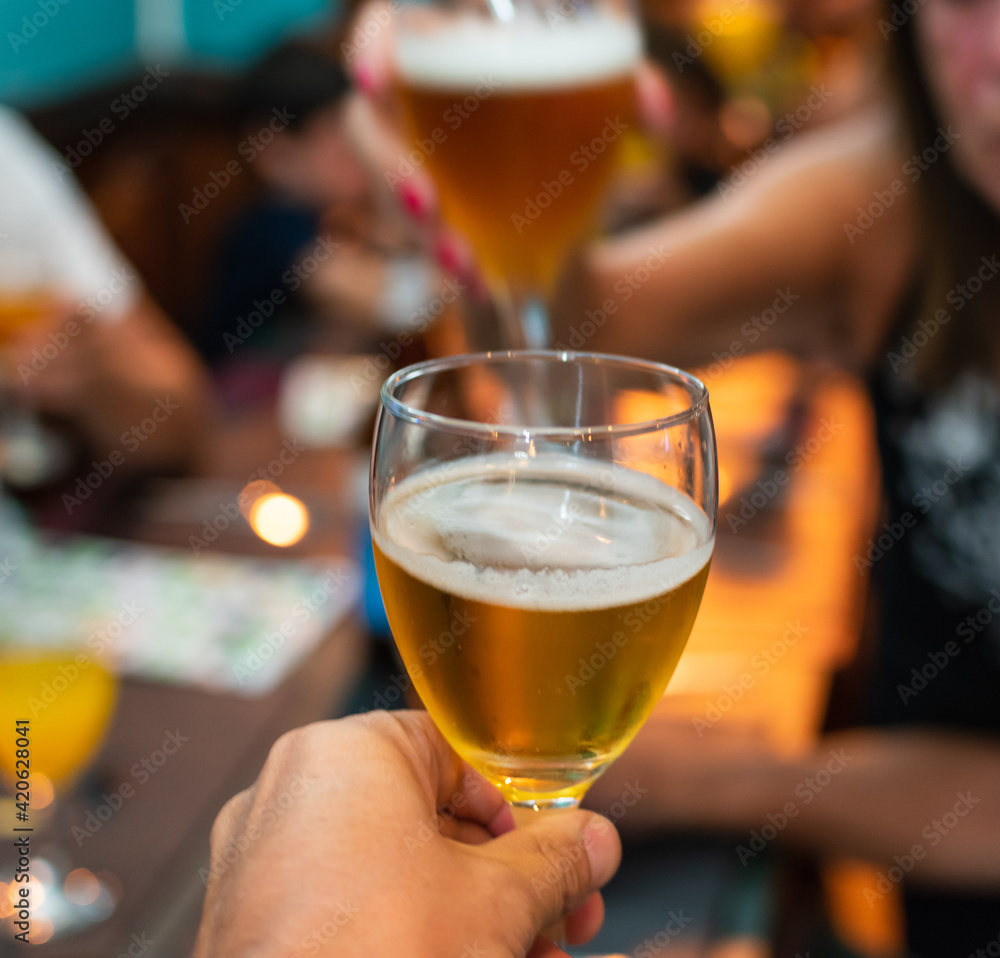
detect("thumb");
top-left (484, 810), bottom-right (621, 937)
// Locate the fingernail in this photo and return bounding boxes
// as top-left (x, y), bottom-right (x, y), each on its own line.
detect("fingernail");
top-left (487, 804), bottom-right (515, 836)
top-left (435, 236), bottom-right (463, 274)
top-left (354, 62), bottom-right (374, 95)
top-left (582, 815), bottom-right (621, 889)
top-left (400, 181), bottom-right (427, 220)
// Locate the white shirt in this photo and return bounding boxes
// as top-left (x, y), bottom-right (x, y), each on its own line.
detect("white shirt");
top-left (0, 105), bottom-right (139, 322)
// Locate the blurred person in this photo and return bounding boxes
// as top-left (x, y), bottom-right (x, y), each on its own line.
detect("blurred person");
top-left (0, 104), bottom-right (207, 502)
top-left (193, 710), bottom-right (622, 958)
top-left (201, 40), bottom-right (450, 387)
top-left (551, 0), bottom-right (1000, 952)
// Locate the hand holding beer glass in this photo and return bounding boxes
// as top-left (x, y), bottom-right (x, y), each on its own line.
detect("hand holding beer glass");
top-left (393, 0), bottom-right (640, 348)
top-left (370, 351), bottom-right (716, 941)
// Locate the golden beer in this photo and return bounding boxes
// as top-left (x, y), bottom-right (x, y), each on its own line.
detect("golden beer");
top-left (394, 18), bottom-right (639, 297)
top-left (0, 292), bottom-right (52, 346)
top-left (0, 652), bottom-right (118, 786)
top-left (372, 454), bottom-right (713, 803)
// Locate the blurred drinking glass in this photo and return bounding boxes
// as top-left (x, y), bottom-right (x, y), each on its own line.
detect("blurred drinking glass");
top-left (0, 244), bottom-right (65, 487)
top-left (393, 0), bottom-right (640, 347)
top-left (0, 632), bottom-right (119, 942)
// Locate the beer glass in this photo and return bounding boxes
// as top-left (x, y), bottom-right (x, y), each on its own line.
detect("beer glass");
top-left (393, 0), bottom-right (640, 348)
top-left (370, 352), bottom-right (716, 818)
top-left (0, 631), bottom-right (119, 942)
top-left (0, 244), bottom-right (63, 486)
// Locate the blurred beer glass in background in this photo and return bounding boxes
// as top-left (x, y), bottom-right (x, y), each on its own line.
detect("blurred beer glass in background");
top-left (393, 0), bottom-right (640, 347)
top-left (0, 244), bottom-right (64, 487)
top-left (0, 629), bottom-right (119, 943)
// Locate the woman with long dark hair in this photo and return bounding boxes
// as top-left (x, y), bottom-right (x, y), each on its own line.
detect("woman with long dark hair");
top-left (568, 1), bottom-right (1000, 952)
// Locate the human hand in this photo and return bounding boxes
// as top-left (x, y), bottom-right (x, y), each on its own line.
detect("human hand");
top-left (193, 710), bottom-right (622, 958)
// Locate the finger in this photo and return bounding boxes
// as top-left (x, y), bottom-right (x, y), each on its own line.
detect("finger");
top-left (484, 811), bottom-right (621, 936)
top-left (438, 817), bottom-right (493, 845)
top-left (564, 890), bottom-right (605, 945)
top-left (207, 788), bottom-right (254, 874)
top-left (367, 711), bottom-right (509, 829)
top-left (525, 938), bottom-right (570, 958)
top-left (347, 1), bottom-right (396, 101)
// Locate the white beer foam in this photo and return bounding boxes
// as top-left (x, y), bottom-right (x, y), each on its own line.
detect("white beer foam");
top-left (395, 16), bottom-right (641, 91)
top-left (374, 453), bottom-right (714, 612)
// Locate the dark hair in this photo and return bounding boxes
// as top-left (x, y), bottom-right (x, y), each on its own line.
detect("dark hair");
top-left (887, 4), bottom-right (1000, 389)
top-left (234, 39), bottom-right (351, 135)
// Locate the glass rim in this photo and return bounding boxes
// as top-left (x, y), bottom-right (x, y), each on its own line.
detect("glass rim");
top-left (379, 350), bottom-right (710, 439)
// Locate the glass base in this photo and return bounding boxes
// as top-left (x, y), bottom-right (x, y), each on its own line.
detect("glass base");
top-left (0, 848), bottom-right (118, 944)
top-left (509, 795), bottom-right (581, 812)
top-left (471, 750), bottom-right (613, 806)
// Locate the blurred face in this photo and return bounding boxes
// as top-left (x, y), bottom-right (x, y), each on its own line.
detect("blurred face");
top-left (917, 0), bottom-right (1000, 213)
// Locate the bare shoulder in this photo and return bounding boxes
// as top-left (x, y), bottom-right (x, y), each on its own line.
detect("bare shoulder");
top-left (731, 107), bottom-right (915, 366)
top-left (722, 107), bottom-right (908, 221)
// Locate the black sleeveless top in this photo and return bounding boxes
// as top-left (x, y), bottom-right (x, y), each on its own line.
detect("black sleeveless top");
top-left (866, 301), bottom-right (1000, 954)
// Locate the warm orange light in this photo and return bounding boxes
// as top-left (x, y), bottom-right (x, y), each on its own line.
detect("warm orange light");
top-left (718, 466), bottom-right (733, 505)
top-left (64, 868), bottom-right (101, 907)
top-left (31, 773), bottom-right (54, 810)
top-left (248, 493), bottom-right (310, 547)
top-left (29, 916), bottom-right (54, 944)
top-left (238, 480), bottom-right (280, 521)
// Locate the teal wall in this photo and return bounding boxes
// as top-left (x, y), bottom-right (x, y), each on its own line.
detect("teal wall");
top-left (0, 0), bottom-right (336, 108)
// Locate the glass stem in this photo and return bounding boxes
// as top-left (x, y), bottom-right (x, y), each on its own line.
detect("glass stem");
top-left (496, 287), bottom-right (551, 350)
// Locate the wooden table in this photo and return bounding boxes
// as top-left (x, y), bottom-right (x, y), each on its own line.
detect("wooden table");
top-left (12, 407), bottom-right (371, 957)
